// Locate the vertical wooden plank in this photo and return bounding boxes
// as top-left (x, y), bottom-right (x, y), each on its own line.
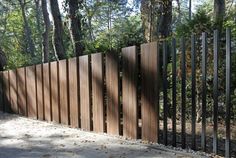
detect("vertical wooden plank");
top-left (43, 63), bottom-right (51, 121)
top-left (201, 32), bottom-right (207, 151)
top-left (122, 46), bottom-right (138, 139)
top-left (17, 68), bottom-right (27, 116)
top-left (3, 71), bottom-right (11, 112)
top-left (213, 30), bottom-right (219, 154)
top-left (225, 28), bottom-right (231, 158)
top-left (9, 70), bottom-right (18, 114)
top-left (50, 61), bottom-right (59, 123)
top-left (59, 59), bottom-right (69, 125)
top-left (163, 41), bottom-right (168, 145)
top-left (181, 37), bottom-right (186, 149)
top-left (68, 57), bottom-right (79, 128)
top-left (36, 64), bottom-right (44, 120)
top-left (91, 53), bottom-right (104, 133)
top-left (79, 55), bottom-right (91, 131)
top-left (106, 52), bottom-right (120, 135)
top-left (0, 72), bottom-right (3, 111)
top-left (191, 34), bottom-right (196, 150)
top-left (141, 42), bottom-right (160, 142)
top-left (26, 66), bottom-right (37, 119)
top-left (172, 38), bottom-right (177, 147)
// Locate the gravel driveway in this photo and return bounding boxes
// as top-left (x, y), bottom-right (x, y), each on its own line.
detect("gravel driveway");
top-left (0, 112), bottom-right (209, 158)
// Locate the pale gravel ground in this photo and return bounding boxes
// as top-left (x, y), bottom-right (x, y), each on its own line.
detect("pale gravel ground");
top-left (0, 112), bottom-right (209, 158)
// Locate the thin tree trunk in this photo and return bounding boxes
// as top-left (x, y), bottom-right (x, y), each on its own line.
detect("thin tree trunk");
top-left (0, 47), bottom-right (7, 71)
top-left (18, 0), bottom-right (35, 56)
top-left (41, 0), bottom-right (50, 62)
top-left (34, 0), bottom-right (42, 35)
top-left (67, 0), bottom-right (84, 56)
top-left (158, 0), bottom-right (172, 38)
top-left (189, 0), bottom-right (191, 20)
top-left (214, 0), bottom-right (225, 32)
top-left (49, 0), bottom-right (66, 59)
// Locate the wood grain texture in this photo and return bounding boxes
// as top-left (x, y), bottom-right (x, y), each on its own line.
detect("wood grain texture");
top-left (59, 59), bottom-right (69, 125)
top-left (122, 46), bottom-right (138, 139)
top-left (68, 57), bottom-right (79, 128)
top-left (26, 66), bottom-right (37, 119)
top-left (17, 68), bottom-right (27, 116)
top-left (9, 70), bottom-right (18, 114)
top-left (36, 64), bottom-right (44, 120)
top-left (50, 61), bottom-right (59, 123)
top-left (91, 53), bottom-right (105, 133)
top-left (43, 63), bottom-right (51, 121)
top-left (79, 55), bottom-right (91, 131)
top-left (106, 52), bottom-right (120, 135)
top-left (2, 71), bottom-right (11, 112)
top-left (0, 72), bottom-right (3, 111)
top-left (141, 42), bottom-right (160, 143)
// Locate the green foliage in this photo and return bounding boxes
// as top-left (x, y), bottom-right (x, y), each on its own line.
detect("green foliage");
top-left (83, 15), bottom-right (144, 53)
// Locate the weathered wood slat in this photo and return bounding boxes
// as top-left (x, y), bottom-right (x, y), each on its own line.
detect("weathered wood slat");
top-left (36, 64), bottom-right (44, 120)
top-left (59, 59), bottom-right (69, 125)
top-left (9, 70), bottom-right (18, 114)
top-left (50, 61), bottom-right (59, 123)
top-left (91, 53), bottom-right (104, 133)
top-left (26, 66), bottom-right (37, 119)
top-left (43, 63), bottom-right (51, 121)
top-left (3, 71), bottom-right (11, 112)
top-left (68, 57), bottom-right (79, 128)
top-left (122, 46), bottom-right (138, 139)
top-left (106, 52), bottom-right (120, 135)
top-left (79, 55), bottom-right (91, 131)
top-left (141, 42), bottom-right (159, 143)
top-left (17, 68), bottom-right (27, 116)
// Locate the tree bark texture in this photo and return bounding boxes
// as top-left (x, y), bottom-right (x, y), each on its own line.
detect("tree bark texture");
top-left (49, 0), bottom-right (66, 59)
top-left (141, 0), bottom-right (172, 42)
top-left (18, 0), bottom-right (36, 56)
top-left (41, 0), bottom-right (50, 62)
top-left (67, 0), bottom-right (84, 56)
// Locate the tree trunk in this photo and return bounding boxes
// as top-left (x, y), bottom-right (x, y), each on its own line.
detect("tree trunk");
top-left (49, 0), bottom-right (66, 59)
top-left (0, 47), bottom-right (7, 71)
top-left (18, 0), bottom-right (35, 56)
top-left (67, 0), bottom-right (84, 56)
top-left (34, 0), bottom-right (42, 35)
top-left (214, 0), bottom-right (225, 31)
top-left (141, 0), bottom-right (172, 42)
top-left (41, 0), bottom-right (50, 62)
top-left (158, 0), bottom-right (172, 38)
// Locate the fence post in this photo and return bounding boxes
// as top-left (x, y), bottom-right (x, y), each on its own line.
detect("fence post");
top-left (201, 32), bottom-right (207, 151)
top-left (163, 40), bottom-right (168, 146)
top-left (141, 42), bottom-right (160, 143)
top-left (181, 37), bottom-right (186, 149)
top-left (122, 46), bottom-right (138, 139)
top-left (191, 34), bottom-right (196, 150)
top-left (91, 53), bottom-right (105, 133)
top-left (106, 52), bottom-right (120, 135)
top-left (225, 28), bottom-right (231, 158)
top-left (172, 38), bottom-right (177, 147)
top-left (213, 30), bottom-right (219, 154)
top-left (79, 55), bottom-right (92, 131)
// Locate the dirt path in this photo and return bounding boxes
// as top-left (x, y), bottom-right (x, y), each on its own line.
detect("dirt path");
top-left (0, 112), bottom-right (209, 158)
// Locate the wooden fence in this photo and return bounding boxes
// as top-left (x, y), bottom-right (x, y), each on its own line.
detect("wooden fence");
top-left (0, 28), bottom-right (235, 157)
